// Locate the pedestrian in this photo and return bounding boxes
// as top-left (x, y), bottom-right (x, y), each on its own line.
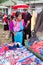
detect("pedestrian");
top-left (23, 12), bottom-right (32, 39)
top-left (9, 16), bottom-right (14, 42)
top-left (3, 14), bottom-right (9, 31)
top-left (13, 11), bottom-right (24, 45)
top-left (26, 12), bottom-right (32, 39)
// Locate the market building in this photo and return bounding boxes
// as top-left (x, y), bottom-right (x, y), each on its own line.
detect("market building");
top-left (25, 0), bottom-right (43, 13)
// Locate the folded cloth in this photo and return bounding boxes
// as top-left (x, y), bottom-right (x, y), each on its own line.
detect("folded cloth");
top-left (0, 46), bottom-right (5, 55)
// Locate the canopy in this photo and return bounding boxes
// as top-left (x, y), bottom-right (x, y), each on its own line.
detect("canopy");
top-left (0, 6), bottom-right (7, 9)
top-left (12, 4), bottom-right (29, 9)
top-left (0, 0), bottom-right (15, 6)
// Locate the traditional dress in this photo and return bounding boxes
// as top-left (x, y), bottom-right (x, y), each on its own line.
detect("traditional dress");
top-left (14, 21), bottom-right (24, 45)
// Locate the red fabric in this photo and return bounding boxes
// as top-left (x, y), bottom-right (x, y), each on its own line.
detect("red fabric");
top-left (0, 47), bottom-right (4, 55)
top-left (2, 44), bottom-right (9, 51)
top-left (3, 17), bottom-right (7, 22)
top-left (30, 41), bottom-right (43, 54)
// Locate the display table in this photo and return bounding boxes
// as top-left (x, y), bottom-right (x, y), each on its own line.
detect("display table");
top-left (0, 43), bottom-right (43, 65)
top-left (25, 41), bottom-right (43, 60)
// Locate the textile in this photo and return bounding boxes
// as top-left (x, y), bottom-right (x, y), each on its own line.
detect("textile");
top-left (14, 21), bottom-right (24, 44)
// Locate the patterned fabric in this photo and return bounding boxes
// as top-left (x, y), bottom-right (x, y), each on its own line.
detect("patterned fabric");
top-left (0, 44), bottom-right (43, 65)
top-left (13, 22), bottom-right (20, 32)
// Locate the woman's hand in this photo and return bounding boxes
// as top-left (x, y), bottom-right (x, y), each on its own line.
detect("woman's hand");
top-left (13, 32), bottom-right (16, 36)
top-left (26, 20), bottom-right (30, 28)
top-left (27, 20), bottom-right (30, 24)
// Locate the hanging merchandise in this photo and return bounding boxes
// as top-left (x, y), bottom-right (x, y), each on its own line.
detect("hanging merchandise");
top-left (31, 11), bottom-right (37, 32)
top-left (35, 10), bottom-right (43, 32)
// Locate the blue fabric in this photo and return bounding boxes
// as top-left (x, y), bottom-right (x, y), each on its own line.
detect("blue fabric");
top-left (9, 45), bottom-right (16, 50)
top-left (14, 21), bottom-right (24, 45)
top-left (20, 21), bottom-right (23, 30)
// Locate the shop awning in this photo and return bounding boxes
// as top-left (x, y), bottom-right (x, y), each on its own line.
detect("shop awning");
top-left (25, 0), bottom-right (43, 4)
top-left (0, 0), bottom-right (15, 6)
top-left (0, 6), bottom-right (8, 9)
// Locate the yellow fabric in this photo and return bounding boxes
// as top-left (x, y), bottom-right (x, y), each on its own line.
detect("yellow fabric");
top-left (31, 11), bottom-right (37, 31)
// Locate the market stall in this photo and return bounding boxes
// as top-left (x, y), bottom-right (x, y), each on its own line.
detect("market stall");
top-left (25, 10), bottom-right (43, 61)
top-left (25, 41), bottom-right (43, 60)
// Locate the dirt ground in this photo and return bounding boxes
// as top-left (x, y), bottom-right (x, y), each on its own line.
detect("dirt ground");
top-left (0, 25), bottom-right (12, 45)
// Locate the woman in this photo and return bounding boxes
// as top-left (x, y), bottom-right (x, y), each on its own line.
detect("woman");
top-left (23, 12), bottom-right (32, 39)
top-left (25, 12), bottom-right (32, 39)
top-left (14, 11), bottom-right (24, 45)
top-left (9, 16), bottom-right (14, 42)
top-left (3, 14), bottom-right (9, 31)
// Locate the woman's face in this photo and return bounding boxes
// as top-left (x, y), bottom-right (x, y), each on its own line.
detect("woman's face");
top-left (17, 14), bottom-right (22, 21)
